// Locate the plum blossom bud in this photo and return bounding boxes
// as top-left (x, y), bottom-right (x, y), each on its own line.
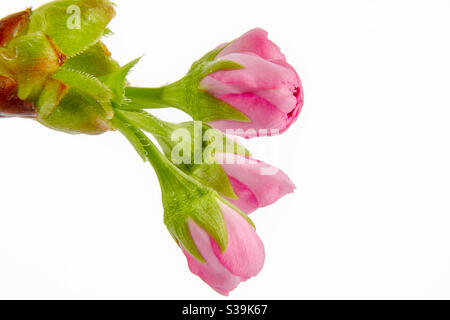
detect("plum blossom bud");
top-left (124, 28), bottom-right (304, 139)
top-left (216, 153), bottom-right (296, 214)
top-left (201, 28), bottom-right (304, 138)
top-left (113, 113), bottom-right (265, 295)
top-left (182, 201), bottom-right (265, 295)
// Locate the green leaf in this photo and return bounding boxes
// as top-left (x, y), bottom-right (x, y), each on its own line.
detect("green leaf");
top-left (52, 67), bottom-right (114, 118)
top-left (36, 78), bottom-right (69, 118)
top-left (38, 89), bottom-right (112, 135)
top-left (28, 0), bottom-right (116, 57)
top-left (61, 41), bottom-right (120, 77)
top-left (100, 57), bottom-right (141, 104)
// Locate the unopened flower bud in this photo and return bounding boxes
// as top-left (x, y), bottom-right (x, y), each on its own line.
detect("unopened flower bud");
top-left (125, 28), bottom-right (304, 139)
top-left (113, 113), bottom-right (264, 295)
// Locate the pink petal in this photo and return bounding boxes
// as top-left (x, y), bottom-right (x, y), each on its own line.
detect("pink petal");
top-left (208, 92), bottom-right (293, 138)
top-left (217, 28), bottom-right (286, 62)
top-left (211, 202), bottom-right (265, 279)
top-left (218, 154), bottom-right (296, 209)
top-left (227, 176), bottom-right (259, 214)
top-left (203, 53), bottom-right (300, 114)
top-left (184, 218), bottom-right (245, 296)
top-left (201, 29), bottom-right (304, 137)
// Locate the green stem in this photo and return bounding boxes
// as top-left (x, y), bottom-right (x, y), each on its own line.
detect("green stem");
top-left (114, 109), bottom-right (176, 156)
top-left (112, 112), bottom-right (167, 172)
top-left (116, 109), bottom-right (172, 137)
top-left (124, 85), bottom-right (184, 110)
top-left (111, 112), bottom-right (198, 194)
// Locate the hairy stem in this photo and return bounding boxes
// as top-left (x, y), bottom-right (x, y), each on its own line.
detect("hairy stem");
top-left (111, 112), bottom-right (199, 194)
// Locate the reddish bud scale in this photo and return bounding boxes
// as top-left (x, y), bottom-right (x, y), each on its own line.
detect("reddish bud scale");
top-left (0, 9), bottom-right (30, 46)
top-left (0, 9), bottom-right (36, 118)
top-left (0, 75), bottom-right (35, 118)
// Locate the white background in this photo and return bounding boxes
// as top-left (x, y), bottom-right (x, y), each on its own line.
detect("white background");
top-left (0, 0), bottom-right (450, 299)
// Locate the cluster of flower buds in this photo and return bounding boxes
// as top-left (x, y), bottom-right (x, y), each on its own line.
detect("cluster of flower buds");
top-left (0, 0), bottom-right (303, 295)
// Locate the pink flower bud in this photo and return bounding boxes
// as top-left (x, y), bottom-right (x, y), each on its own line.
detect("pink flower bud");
top-left (216, 153), bottom-right (296, 214)
top-left (200, 28), bottom-right (304, 138)
top-left (182, 201), bottom-right (265, 295)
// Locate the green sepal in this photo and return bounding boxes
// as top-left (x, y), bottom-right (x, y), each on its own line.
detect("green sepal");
top-left (194, 43), bottom-right (229, 65)
top-left (188, 189), bottom-right (228, 254)
top-left (181, 88), bottom-right (250, 123)
top-left (190, 163), bottom-right (238, 199)
top-left (28, 0), bottom-right (116, 57)
top-left (176, 52), bottom-right (249, 122)
top-left (171, 122), bottom-right (250, 199)
top-left (162, 187), bottom-right (228, 261)
top-left (165, 215), bottom-right (204, 263)
top-left (203, 127), bottom-right (251, 158)
top-left (100, 57), bottom-right (141, 104)
top-left (199, 60), bottom-right (244, 79)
